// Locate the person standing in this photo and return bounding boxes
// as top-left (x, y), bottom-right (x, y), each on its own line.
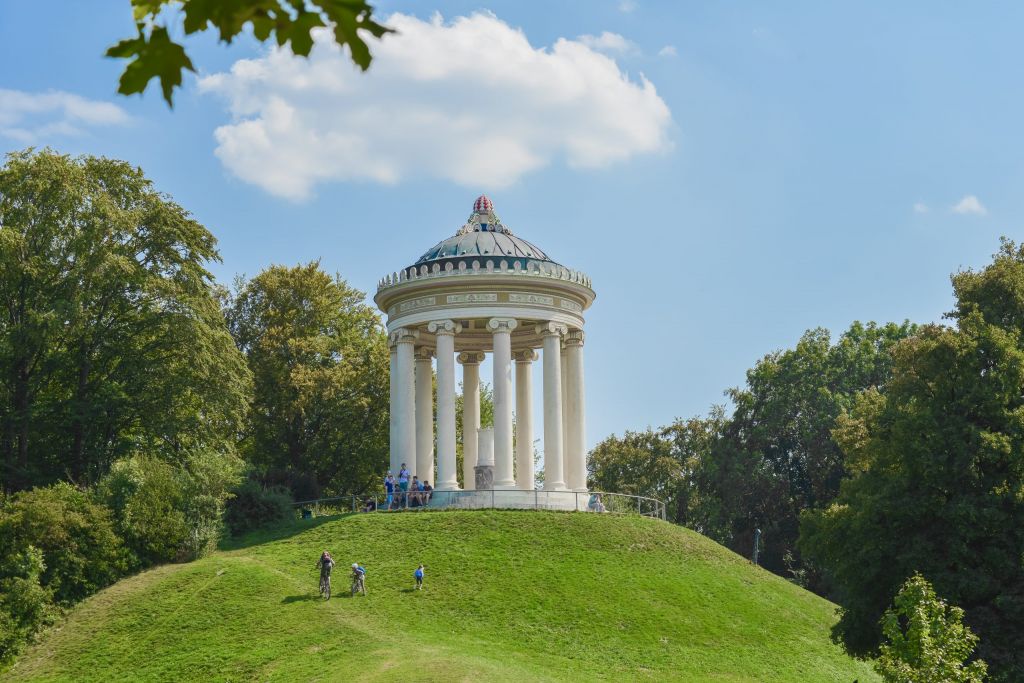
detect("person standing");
top-left (414, 564), bottom-right (425, 590)
top-left (384, 472), bottom-right (395, 508)
top-left (398, 463), bottom-right (410, 504)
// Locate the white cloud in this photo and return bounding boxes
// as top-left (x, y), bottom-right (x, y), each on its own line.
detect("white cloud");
top-left (951, 195), bottom-right (987, 216)
top-left (913, 202), bottom-right (929, 214)
top-left (577, 31), bottom-right (636, 54)
top-left (618, 0), bottom-right (637, 13)
top-left (658, 45), bottom-right (678, 57)
top-left (0, 89), bottom-right (129, 143)
top-left (200, 12), bottom-right (672, 201)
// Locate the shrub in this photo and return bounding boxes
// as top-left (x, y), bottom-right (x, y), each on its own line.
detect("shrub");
top-left (0, 483), bottom-right (131, 605)
top-left (224, 478), bottom-right (294, 536)
top-left (98, 456), bottom-right (190, 565)
top-left (0, 546), bottom-right (53, 665)
top-left (99, 452), bottom-right (243, 563)
top-left (876, 574), bottom-right (988, 683)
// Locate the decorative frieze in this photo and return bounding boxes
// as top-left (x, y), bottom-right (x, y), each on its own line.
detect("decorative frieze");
top-left (447, 293), bottom-right (498, 304)
top-left (509, 293), bottom-right (553, 306)
top-left (560, 299), bottom-right (583, 313)
top-left (399, 296), bottom-right (436, 312)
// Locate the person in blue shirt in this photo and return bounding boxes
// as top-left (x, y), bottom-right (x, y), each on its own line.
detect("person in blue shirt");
top-left (351, 563), bottom-right (367, 596)
top-left (414, 564), bottom-right (425, 590)
top-left (384, 473), bottom-right (395, 508)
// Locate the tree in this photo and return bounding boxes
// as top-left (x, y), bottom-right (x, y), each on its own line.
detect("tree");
top-left (456, 381), bottom-right (494, 488)
top-left (225, 262), bottom-right (389, 498)
top-left (0, 149), bottom-right (251, 492)
top-left (588, 321), bottom-right (914, 587)
top-left (108, 0), bottom-right (393, 106)
top-left (701, 321), bottom-right (915, 587)
top-left (876, 574), bottom-right (987, 683)
top-left (799, 241), bottom-right (1024, 681)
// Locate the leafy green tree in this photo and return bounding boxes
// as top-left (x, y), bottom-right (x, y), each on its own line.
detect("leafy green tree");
top-left (0, 545), bottom-right (52, 665)
top-left (226, 262), bottom-right (389, 498)
top-left (0, 483), bottom-right (131, 605)
top-left (876, 574), bottom-right (987, 683)
top-left (701, 321), bottom-right (915, 586)
top-left (800, 241), bottom-right (1024, 681)
top-left (0, 149), bottom-right (251, 492)
top-left (108, 0), bottom-right (393, 105)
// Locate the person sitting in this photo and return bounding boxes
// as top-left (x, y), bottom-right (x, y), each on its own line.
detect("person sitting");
top-left (588, 493), bottom-right (606, 513)
top-left (361, 497), bottom-right (377, 512)
top-left (409, 476), bottom-right (421, 507)
top-left (422, 481), bottom-right (433, 504)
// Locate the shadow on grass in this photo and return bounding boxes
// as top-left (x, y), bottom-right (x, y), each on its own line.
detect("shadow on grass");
top-left (219, 513), bottom-right (360, 551)
top-left (281, 594), bottom-right (320, 604)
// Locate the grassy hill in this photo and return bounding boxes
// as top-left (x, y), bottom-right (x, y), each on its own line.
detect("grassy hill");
top-left (6, 511), bottom-right (877, 682)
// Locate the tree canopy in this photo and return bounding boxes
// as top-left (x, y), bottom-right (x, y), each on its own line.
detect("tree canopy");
top-left (800, 240), bottom-right (1024, 681)
top-left (108, 0), bottom-right (393, 106)
top-left (225, 262), bottom-right (389, 499)
top-left (0, 148), bottom-right (251, 492)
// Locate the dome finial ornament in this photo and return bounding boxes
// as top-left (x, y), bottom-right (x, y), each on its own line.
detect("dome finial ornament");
top-left (473, 194), bottom-right (493, 214)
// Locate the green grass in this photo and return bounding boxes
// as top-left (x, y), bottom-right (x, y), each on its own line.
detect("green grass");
top-left (6, 511), bottom-right (878, 682)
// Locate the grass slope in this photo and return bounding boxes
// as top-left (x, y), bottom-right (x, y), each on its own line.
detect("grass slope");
top-left (7, 511), bottom-right (877, 682)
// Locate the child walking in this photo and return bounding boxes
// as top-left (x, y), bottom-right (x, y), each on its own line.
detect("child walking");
top-left (414, 564), bottom-right (425, 590)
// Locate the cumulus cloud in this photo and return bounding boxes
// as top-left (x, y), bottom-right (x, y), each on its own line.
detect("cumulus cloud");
top-left (0, 89), bottom-right (129, 143)
top-left (199, 12), bottom-right (672, 200)
top-left (658, 45), bottom-right (678, 57)
top-left (913, 202), bottom-right (929, 214)
top-left (577, 31), bottom-right (636, 54)
top-left (952, 195), bottom-right (987, 216)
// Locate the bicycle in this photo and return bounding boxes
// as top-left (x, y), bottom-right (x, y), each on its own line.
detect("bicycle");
top-left (319, 572), bottom-right (331, 600)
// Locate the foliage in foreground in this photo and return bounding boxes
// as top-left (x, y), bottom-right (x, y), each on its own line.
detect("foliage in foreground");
top-left (876, 574), bottom-right (987, 683)
top-left (108, 0), bottom-right (393, 105)
top-left (800, 240), bottom-right (1024, 681)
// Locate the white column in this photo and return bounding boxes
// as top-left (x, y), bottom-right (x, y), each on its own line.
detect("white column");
top-left (561, 344), bottom-right (568, 477)
top-left (537, 322), bottom-right (567, 491)
top-left (564, 330), bottom-right (587, 491)
top-left (488, 317), bottom-right (518, 489)
top-left (458, 351), bottom-right (484, 490)
top-left (514, 349), bottom-right (536, 490)
top-left (389, 342), bottom-right (398, 475)
top-left (392, 328), bottom-right (418, 480)
top-left (414, 346), bottom-right (434, 483)
top-left (429, 320), bottom-right (461, 490)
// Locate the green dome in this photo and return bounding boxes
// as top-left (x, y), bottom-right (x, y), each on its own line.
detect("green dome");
top-left (410, 196), bottom-right (560, 271)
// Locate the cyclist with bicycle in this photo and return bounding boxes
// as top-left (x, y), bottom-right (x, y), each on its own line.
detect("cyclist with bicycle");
top-left (351, 562), bottom-right (367, 596)
top-left (316, 550), bottom-right (334, 599)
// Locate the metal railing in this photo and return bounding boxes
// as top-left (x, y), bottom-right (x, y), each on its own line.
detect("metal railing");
top-left (293, 490), bottom-right (666, 521)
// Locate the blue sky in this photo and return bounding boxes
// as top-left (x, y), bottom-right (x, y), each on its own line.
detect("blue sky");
top-left (1, 1), bottom-right (1021, 448)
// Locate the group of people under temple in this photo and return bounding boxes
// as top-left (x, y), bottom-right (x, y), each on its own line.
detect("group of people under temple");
top-left (379, 464), bottom-right (433, 510)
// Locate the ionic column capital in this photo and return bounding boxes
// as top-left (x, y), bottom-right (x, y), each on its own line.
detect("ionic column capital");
top-left (514, 349), bottom-right (538, 363)
top-left (457, 351), bottom-right (485, 365)
top-left (488, 317), bottom-right (519, 333)
top-left (390, 327), bottom-right (419, 347)
top-left (427, 319), bottom-right (462, 336)
top-left (535, 322), bottom-right (567, 338)
top-left (563, 329), bottom-right (585, 348)
top-left (414, 346), bottom-right (435, 361)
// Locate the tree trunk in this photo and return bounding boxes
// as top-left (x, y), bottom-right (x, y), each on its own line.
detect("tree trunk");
top-left (70, 349), bottom-right (91, 482)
